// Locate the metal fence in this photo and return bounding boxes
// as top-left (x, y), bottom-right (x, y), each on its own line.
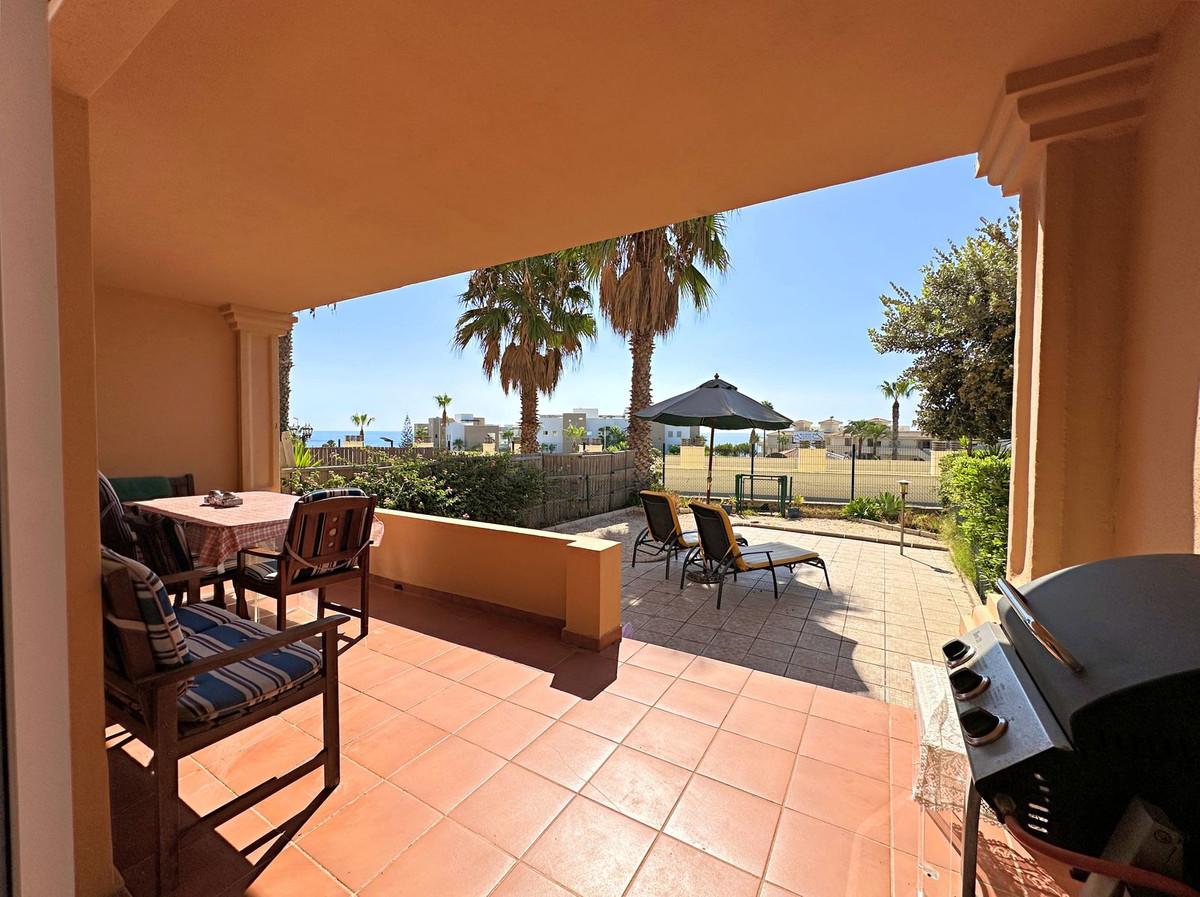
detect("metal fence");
top-left (661, 443), bottom-right (949, 507)
top-left (282, 448), bottom-right (638, 528)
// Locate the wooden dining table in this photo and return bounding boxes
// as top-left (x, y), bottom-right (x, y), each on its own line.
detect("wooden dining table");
top-left (127, 490), bottom-right (385, 568)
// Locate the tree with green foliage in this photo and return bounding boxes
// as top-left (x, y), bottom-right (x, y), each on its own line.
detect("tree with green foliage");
top-left (578, 215), bottom-right (730, 488)
top-left (879, 378), bottom-right (916, 459)
top-left (351, 412), bottom-right (374, 441)
top-left (843, 419), bottom-right (887, 456)
top-left (433, 394), bottom-right (453, 450)
top-left (869, 213), bottom-right (1017, 443)
top-left (455, 252), bottom-right (595, 454)
top-left (399, 415), bottom-right (414, 449)
top-left (564, 424), bottom-right (588, 453)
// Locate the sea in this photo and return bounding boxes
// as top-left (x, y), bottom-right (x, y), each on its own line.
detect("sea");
top-left (308, 429), bottom-right (756, 447)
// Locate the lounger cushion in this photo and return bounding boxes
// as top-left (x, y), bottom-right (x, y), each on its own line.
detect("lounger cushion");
top-left (101, 547), bottom-right (191, 671)
top-left (737, 541), bottom-right (820, 571)
top-left (176, 604), bottom-right (321, 723)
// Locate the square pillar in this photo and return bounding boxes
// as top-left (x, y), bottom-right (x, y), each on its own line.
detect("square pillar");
top-left (562, 538), bottom-right (623, 651)
top-left (221, 305), bottom-right (296, 492)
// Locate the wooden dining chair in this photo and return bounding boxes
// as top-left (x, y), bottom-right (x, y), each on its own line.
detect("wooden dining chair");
top-left (233, 488), bottom-right (376, 637)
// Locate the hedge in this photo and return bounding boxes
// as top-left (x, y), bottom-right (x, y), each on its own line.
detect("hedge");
top-left (939, 450), bottom-right (1010, 592)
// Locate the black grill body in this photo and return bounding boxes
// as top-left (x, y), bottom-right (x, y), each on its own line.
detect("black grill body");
top-left (949, 554), bottom-right (1200, 885)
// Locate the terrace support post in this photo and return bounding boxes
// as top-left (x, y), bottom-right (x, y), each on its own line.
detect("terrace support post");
top-left (222, 305), bottom-right (298, 492)
top-left (977, 37), bottom-right (1157, 580)
top-left (562, 539), bottom-right (623, 651)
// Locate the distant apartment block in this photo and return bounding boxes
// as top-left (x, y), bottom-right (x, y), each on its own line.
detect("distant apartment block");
top-left (427, 412), bottom-right (500, 450)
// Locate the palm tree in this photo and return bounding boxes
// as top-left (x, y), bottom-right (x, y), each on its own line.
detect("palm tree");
top-left (579, 214), bottom-right (731, 486)
top-left (843, 419), bottom-right (887, 457)
top-left (564, 424), bottom-right (587, 453)
top-left (879, 378), bottom-right (916, 459)
top-left (454, 252), bottom-right (595, 454)
top-left (350, 412), bottom-right (374, 441)
top-left (433, 394), bottom-right (453, 450)
top-left (501, 428), bottom-right (516, 451)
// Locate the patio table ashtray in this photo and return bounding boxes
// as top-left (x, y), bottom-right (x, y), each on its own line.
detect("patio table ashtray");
top-left (202, 490), bottom-right (243, 508)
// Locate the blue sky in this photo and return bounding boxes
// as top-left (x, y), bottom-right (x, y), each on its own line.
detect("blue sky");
top-left (292, 154), bottom-right (1012, 431)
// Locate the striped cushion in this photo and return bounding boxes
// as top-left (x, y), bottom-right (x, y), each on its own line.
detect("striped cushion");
top-left (100, 547), bottom-right (191, 671)
top-left (242, 556), bottom-right (357, 584)
top-left (99, 472), bottom-right (137, 557)
top-left (243, 559), bottom-right (280, 582)
top-left (299, 487), bottom-right (367, 503)
top-left (176, 605), bottom-right (321, 723)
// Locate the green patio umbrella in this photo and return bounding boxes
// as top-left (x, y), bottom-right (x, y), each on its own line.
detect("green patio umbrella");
top-left (635, 373), bottom-right (792, 501)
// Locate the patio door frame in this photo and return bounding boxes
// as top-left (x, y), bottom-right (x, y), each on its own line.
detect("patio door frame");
top-left (0, 0), bottom-right (79, 893)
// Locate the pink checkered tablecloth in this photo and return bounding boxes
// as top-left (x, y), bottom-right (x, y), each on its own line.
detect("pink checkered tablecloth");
top-left (128, 491), bottom-right (384, 568)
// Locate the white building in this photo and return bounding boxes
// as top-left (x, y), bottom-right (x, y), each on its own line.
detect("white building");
top-left (531, 407), bottom-right (698, 452)
top-left (426, 412), bottom-right (500, 450)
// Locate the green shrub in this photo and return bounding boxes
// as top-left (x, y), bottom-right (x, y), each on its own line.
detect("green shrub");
top-left (843, 497), bottom-right (882, 520)
top-left (939, 451), bottom-right (1010, 589)
top-left (875, 491), bottom-right (903, 522)
top-left (348, 459), bottom-right (458, 516)
top-left (426, 454), bottom-right (544, 526)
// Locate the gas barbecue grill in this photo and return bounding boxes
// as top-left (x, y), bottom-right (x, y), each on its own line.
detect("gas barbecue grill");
top-left (945, 554), bottom-right (1200, 897)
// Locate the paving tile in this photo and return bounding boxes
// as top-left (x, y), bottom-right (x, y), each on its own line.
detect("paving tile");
top-left (626, 643), bottom-right (694, 676)
top-left (458, 701), bottom-right (556, 759)
top-left (513, 721), bottom-right (618, 790)
top-left (562, 691), bottom-right (649, 742)
top-left (451, 762), bottom-right (573, 857)
top-left (721, 695), bottom-right (807, 751)
top-left (624, 708), bottom-right (718, 770)
top-left (255, 756), bottom-right (380, 837)
top-left (765, 809), bottom-right (890, 897)
top-left (676, 622), bottom-right (720, 643)
top-left (462, 658), bottom-right (541, 698)
top-left (798, 716), bottom-right (889, 782)
top-left (785, 665), bottom-right (836, 687)
top-left (369, 666), bottom-right (456, 711)
top-left (206, 725), bottom-right (323, 795)
top-left (389, 735), bottom-right (505, 812)
top-left (525, 796), bottom-right (656, 897)
top-left (664, 775), bottom-right (780, 876)
top-left (741, 654), bottom-right (789, 675)
top-left (606, 663), bottom-right (675, 705)
top-left (656, 679), bottom-right (736, 727)
top-left (748, 638), bottom-right (794, 663)
top-left (361, 818), bottom-right (514, 897)
top-left (738, 670), bottom-right (815, 712)
top-left (422, 645), bottom-right (498, 681)
top-left (697, 730), bottom-right (794, 802)
top-left (344, 713), bottom-right (446, 778)
top-left (709, 631), bottom-right (755, 653)
top-left (299, 781), bottom-right (440, 891)
top-left (626, 834), bottom-right (760, 897)
top-left (242, 845), bottom-right (349, 897)
top-left (785, 755), bottom-right (891, 844)
top-left (407, 682), bottom-right (499, 732)
top-left (490, 863), bottom-right (576, 897)
top-left (339, 649), bottom-right (414, 692)
top-left (509, 674), bottom-right (581, 719)
top-left (581, 744), bottom-right (691, 828)
top-left (834, 656), bottom-right (887, 686)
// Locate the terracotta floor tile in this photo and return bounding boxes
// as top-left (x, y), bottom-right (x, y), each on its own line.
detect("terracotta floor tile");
top-left (759, 883), bottom-right (802, 897)
top-left (243, 845), bottom-right (349, 897)
top-left (798, 716), bottom-right (890, 782)
top-left (389, 735), bottom-right (505, 812)
top-left (656, 679), bottom-right (736, 727)
top-left (422, 644), bottom-right (497, 680)
top-left (294, 689), bottom-right (399, 744)
top-left (458, 701), bottom-right (555, 759)
top-left (696, 730), bottom-right (794, 802)
top-left (809, 685), bottom-right (891, 735)
top-left (890, 701), bottom-right (918, 742)
top-left (721, 695), bottom-right (808, 752)
top-left (451, 762), bottom-right (573, 857)
top-left (513, 721), bottom-right (618, 790)
top-left (680, 655), bottom-right (753, 693)
top-left (379, 632), bottom-right (455, 666)
top-left (298, 781), bottom-right (440, 891)
top-left (205, 724), bottom-right (324, 795)
top-left (581, 744), bottom-right (691, 829)
top-left (462, 657), bottom-right (542, 698)
top-left (626, 834), bottom-right (760, 897)
top-left (664, 776), bottom-right (780, 876)
top-left (562, 691), bottom-right (650, 742)
top-left (893, 848), bottom-right (959, 897)
top-left (369, 666), bottom-right (455, 711)
top-left (338, 649), bottom-right (413, 692)
top-left (785, 755), bottom-right (891, 844)
top-left (525, 796), bottom-right (657, 897)
top-left (361, 818), bottom-right (515, 897)
top-left (890, 787), bottom-right (962, 868)
top-left (509, 674), bottom-right (582, 718)
top-left (626, 643), bottom-right (695, 676)
top-left (491, 862), bottom-right (576, 897)
top-left (256, 757), bottom-right (380, 836)
top-left (738, 669), bottom-right (816, 712)
top-left (606, 663), bottom-right (675, 705)
top-left (891, 737), bottom-right (916, 790)
top-left (624, 708), bottom-right (717, 770)
top-left (407, 682), bottom-right (499, 732)
top-left (191, 715), bottom-right (291, 772)
top-left (344, 712), bottom-right (446, 777)
top-left (765, 809), bottom-right (890, 897)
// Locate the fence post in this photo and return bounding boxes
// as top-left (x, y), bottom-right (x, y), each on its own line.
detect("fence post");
top-left (850, 444), bottom-right (857, 501)
top-left (662, 443), bottom-right (667, 491)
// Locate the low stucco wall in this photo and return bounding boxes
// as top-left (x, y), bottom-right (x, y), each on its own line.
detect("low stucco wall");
top-left (369, 510), bottom-right (623, 649)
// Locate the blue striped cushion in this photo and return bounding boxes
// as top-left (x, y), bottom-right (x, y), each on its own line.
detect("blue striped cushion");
top-left (299, 487), bottom-right (367, 503)
top-left (101, 547), bottom-right (190, 671)
top-left (243, 559), bottom-right (280, 582)
top-left (242, 556), bottom-right (358, 584)
top-left (176, 605), bottom-right (321, 723)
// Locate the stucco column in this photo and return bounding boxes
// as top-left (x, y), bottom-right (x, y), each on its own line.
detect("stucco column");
top-left (978, 37), bottom-right (1156, 580)
top-left (221, 305), bottom-right (296, 492)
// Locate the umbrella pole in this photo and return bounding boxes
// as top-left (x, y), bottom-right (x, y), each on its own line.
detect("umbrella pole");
top-left (706, 424), bottom-right (715, 502)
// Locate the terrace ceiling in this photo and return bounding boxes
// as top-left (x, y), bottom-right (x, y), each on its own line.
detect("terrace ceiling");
top-left (52, 0), bottom-right (1177, 313)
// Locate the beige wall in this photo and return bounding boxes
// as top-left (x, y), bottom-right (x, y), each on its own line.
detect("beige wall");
top-left (1115, 4), bottom-right (1200, 554)
top-left (95, 285), bottom-right (239, 492)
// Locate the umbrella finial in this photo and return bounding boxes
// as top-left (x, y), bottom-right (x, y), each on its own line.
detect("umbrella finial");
top-left (714, 372), bottom-right (720, 379)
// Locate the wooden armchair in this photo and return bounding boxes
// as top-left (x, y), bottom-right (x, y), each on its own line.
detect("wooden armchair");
top-left (233, 488), bottom-right (376, 638)
top-left (102, 549), bottom-right (346, 895)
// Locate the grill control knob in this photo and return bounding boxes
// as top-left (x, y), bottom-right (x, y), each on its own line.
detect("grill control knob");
top-left (959, 708), bottom-right (1007, 746)
top-left (942, 639), bottom-right (976, 668)
top-left (949, 668), bottom-right (990, 700)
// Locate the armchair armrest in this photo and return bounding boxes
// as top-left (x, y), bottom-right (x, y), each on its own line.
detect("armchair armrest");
top-left (138, 614), bottom-right (350, 688)
top-left (238, 545), bottom-right (282, 562)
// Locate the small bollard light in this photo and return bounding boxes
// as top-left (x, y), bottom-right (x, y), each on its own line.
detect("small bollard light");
top-left (897, 480), bottom-right (910, 554)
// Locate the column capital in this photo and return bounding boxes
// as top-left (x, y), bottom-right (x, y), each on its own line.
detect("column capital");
top-left (220, 303), bottom-right (297, 337)
top-left (977, 35), bottom-right (1158, 196)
